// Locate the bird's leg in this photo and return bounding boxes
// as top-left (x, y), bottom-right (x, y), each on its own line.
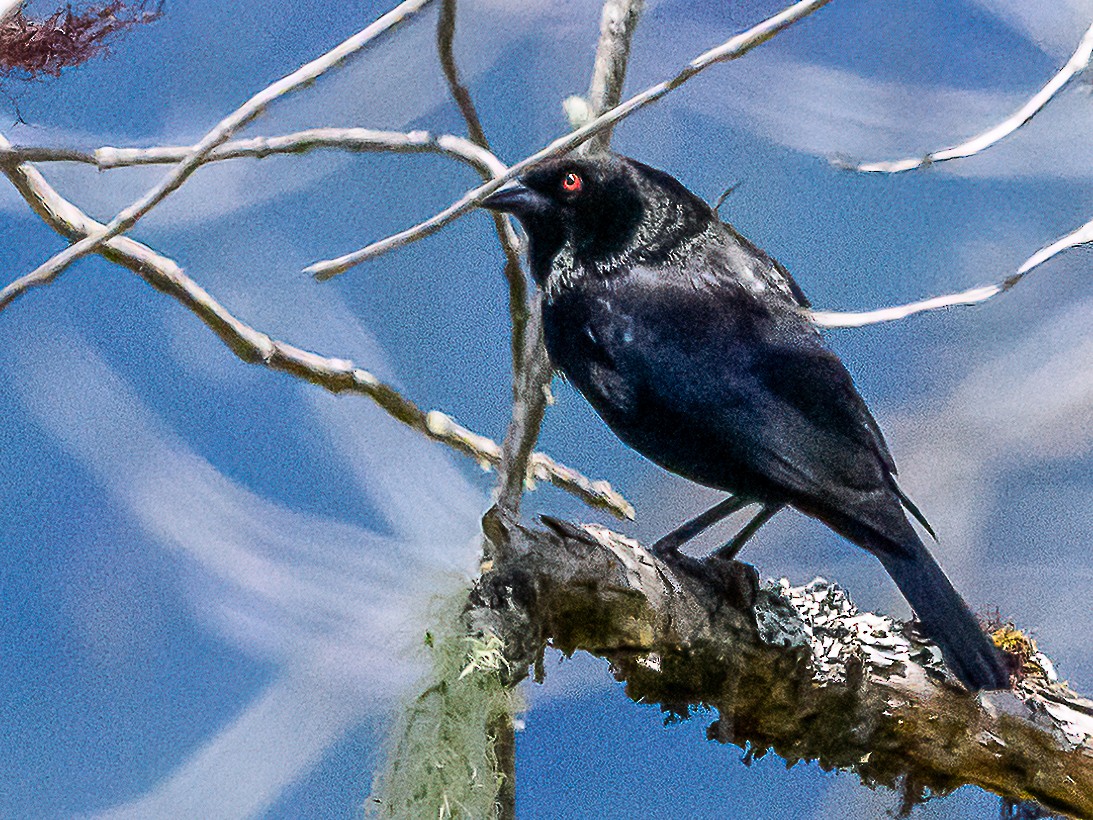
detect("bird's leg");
top-left (712, 503), bottom-right (783, 562)
top-left (651, 495), bottom-right (750, 556)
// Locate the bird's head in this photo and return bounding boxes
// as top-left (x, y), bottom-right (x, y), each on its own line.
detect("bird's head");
top-left (480, 154), bottom-right (711, 286)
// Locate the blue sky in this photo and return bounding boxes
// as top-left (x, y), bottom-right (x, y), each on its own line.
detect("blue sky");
top-left (1, 0), bottom-right (1092, 817)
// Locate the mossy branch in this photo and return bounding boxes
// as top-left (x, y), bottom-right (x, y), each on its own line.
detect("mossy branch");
top-left (466, 511), bottom-right (1093, 819)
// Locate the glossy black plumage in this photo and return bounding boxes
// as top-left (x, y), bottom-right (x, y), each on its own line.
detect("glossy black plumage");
top-left (481, 154), bottom-right (1007, 691)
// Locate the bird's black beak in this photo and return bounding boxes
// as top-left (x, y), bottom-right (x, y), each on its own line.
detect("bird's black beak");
top-left (479, 182), bottom-right (550, 217)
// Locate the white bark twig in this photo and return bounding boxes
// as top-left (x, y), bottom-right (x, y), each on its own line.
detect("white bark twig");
top-left (812, 20), bottom-right (1093, 328)
top-left (0, 132), bottom-right (634, 520)
top-left (835, 21), bottom-right (1093, 174)
top-left (306, 0), bottom-right (835, 280)
top-left (0, 128), bottom-right (506, 176)
top-left (4, 0), bottom-right (435, 308)
top-left (0, 128), bottom-right (513, 315)
top-left (582, 0), bottom-right (646, 155)
top-left (808, 216), bottom-right (1093, 329)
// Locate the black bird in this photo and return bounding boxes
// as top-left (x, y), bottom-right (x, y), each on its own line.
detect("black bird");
top-left (481, 154), bottom-right (1008, 692)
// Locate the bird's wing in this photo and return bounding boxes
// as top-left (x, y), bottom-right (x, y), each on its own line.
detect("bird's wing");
top-left (719, 222), bottom-right (811, 308)
top-left (755, 324), bottom-right (897, 476)
top-left (585, 270), bottom-right (902, 527)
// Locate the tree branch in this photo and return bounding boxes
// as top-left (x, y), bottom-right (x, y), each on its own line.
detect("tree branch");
top-left (488, 0), bottom-right (649, 536)
top-left (436, 0), bottom-right (490, 151)
top-left (435, 0), bottom-right (529, 390)
top-left (471, 515), bottom-right (1093, 818)
top-left (0, 128), bottom-right (507, 176)
top-left (834, 21), bottom-right (1093, 175)
top-left (306, 0), bottom-right (834, 280)
top-left (807, 213), bottom-right (1093, 329)
top-left (801, 20), bottom-right (1093, 331)
top-left (581, 0), bottom-right (645, 155)
top-left (0, 131), bottom-right (633, 520)
top-left (6, 0), bottom-right (435, 304)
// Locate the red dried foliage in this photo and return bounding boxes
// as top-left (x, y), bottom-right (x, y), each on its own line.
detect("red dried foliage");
top-left (0, 2), bottom-right (162, 78)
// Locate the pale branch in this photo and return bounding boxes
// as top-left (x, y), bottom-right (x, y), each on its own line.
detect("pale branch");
top-left (0, 127), bottom-right (513, 316)
top-left (807, 216), bottom-right (1093, 329)
top-left (1015, 215), bottom-right (1093, 278)
top-left (492, 304), bottom-right (553, 530)
top-left (0, 132), bottom-right (634, 521)
top-left (436, 0), bottom-right (490, 152)
top-left (435, 0), bottom-right (528, 387)
top-left (4, 132), bottom-right (1083, 335)
top-left (581, 0), bottom-right (645, 155)
top-left (488, 0), bottom-right (649, 533)
top-left (7, 0), bottom-right (435, 307)
top-left (0, 128), bottom-right (507, 177)
top-left (835, 20), bottom-right (1093, 174)
top-left (471, 513), bottom-right (1093, 819)
top-left (306, 0), bottom-right (834, 280)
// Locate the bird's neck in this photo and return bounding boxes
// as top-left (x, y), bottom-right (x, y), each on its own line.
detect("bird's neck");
top-left (536, 242), bottom-right (594, 304)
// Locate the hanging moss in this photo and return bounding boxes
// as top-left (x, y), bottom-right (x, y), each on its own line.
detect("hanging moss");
top-left (370, 595), bottom-right (521, 820)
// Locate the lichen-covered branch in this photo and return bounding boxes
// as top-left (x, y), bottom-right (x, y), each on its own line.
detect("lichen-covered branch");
top-left (470, 515), bottom-right (1093, 818)
top-left (0, 131), bottom-right (633, 520)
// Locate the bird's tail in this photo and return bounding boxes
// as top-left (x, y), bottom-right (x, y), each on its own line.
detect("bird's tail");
top-left (869, 530), bottom-right (1009, 691)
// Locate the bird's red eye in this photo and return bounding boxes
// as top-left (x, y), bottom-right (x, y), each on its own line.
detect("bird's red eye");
top-left (561, 172), bottom-right (583, 193)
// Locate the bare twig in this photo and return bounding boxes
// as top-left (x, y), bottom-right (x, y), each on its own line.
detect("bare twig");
top-left (306, 0), bottom-right (834, 280)
top-left (6, 0), bottom-right (435, 309)
top-left (1014, 215), bottom-right (1093, 277)
top-left (836, 21), bottom-right (1093, 174)
top-left (582, 0), bottom-right (645, 154)
top-left (436, 0), bottom-right (490, 151)
top-left (0, 128), bottom-right (510, 314)
top-left (434, 0), bottom-right (540, 556)
top-left (435, 0), bottom-right (528, 384)
top-left (489, 0), bottom-right (650, 530)
top-left (0, 132), bottom-right (633, 520)
top-left (493, 306), bottom-right (553, 524)
top-left (0, 128), bottom-right (507, 176)
top-left (808, 216), bottom-right (1093, 328)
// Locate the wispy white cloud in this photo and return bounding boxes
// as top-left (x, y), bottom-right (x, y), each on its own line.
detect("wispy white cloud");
top-left (94, 670), bottom-right (371, 820)
top-left (888, 296), bottom-right (1093, 579)
top-left (675, 51), bottom-right (1093, 180)
top-left (968, 0), bottom-right (1093, 59)
top-left (11, 322), bottom-right (483, 817)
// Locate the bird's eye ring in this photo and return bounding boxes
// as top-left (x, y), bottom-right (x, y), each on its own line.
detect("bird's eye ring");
top-left (561, 172), bottom-right (583, 194)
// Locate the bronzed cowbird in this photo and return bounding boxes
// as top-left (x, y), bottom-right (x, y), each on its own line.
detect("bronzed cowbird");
top-left (481, 154), bottom-right (1008, 691)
